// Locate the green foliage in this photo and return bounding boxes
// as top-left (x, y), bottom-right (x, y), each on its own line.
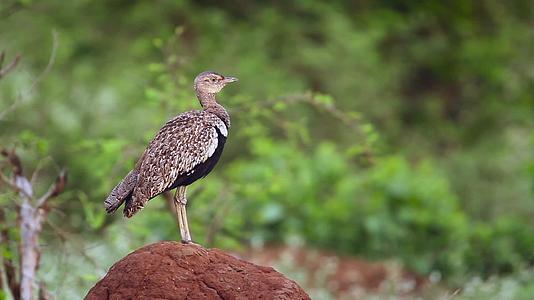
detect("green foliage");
top-left (1, 0), bottom-right (534, 297)
top-left (224, 141), bottom-right (471, 276)
top-left (466, 218), bottom-right (534, 275)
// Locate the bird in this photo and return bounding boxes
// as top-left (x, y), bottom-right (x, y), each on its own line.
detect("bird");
top-left (104, 71), bottom-right (238, 243)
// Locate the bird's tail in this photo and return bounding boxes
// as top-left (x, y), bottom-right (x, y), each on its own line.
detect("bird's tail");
top-left (104, 170), bottom-right (138, 214)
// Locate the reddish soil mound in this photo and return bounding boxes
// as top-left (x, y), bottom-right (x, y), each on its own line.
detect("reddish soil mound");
top-left (85, 241), bottom-right (310, 300)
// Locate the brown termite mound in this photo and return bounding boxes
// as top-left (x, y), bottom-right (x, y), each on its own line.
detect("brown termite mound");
top-left (85, 241), bottom-right (310, 300)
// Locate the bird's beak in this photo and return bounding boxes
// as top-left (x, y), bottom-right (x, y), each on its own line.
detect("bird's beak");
top-left (223, 76), bottom-right (238, 83)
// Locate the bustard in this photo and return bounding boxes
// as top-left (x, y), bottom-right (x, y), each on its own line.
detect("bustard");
top-left (104, 71), bottom-right (237, 243)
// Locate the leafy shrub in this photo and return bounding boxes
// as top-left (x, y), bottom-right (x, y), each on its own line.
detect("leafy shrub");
top-left (217, 139), bottom-right (470, 276)
top-left (466, 218), bottom-right (534, 276)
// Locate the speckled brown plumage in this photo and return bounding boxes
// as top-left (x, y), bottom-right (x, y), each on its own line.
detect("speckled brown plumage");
top-left (104, 71), bottom-right (237, 221)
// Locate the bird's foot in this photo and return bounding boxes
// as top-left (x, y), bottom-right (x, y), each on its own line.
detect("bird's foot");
top-left (180, 239), bottom-right (202, 247)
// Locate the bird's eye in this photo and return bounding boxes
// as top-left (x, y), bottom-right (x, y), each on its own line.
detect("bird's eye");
top-left (210, 78), bottom-right (217, 83)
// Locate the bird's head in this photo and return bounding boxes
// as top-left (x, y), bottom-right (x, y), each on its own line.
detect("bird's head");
top-left (194, 71), bottom-right (238, 94)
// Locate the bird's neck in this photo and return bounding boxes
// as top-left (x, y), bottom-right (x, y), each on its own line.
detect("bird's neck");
top-left (196, 90), bottom-right (231, 128)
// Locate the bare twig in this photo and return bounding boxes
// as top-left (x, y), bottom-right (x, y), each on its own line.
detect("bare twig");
top-left (231, 92), bottom-right (364, 133)
top-left (0, 35), bottom-right (62, 299)
top-left (0, 148), bottom-right (66, 300)
top-left (0, 170), bottom-right (17, 190)
top-left (0, 168), bottom-right (33, 200)
top-left (0, 31), bottom-right (58, 120)
top-left (0, 148), bottom-right (23, 176)
top-left (30, 156), bottom-right (53, 186)
top-left (45, 219), bottom-right (102, 270)
top-left (25, 31), bottom-right (58, 94)
top-left (0, 53), bottom-right (21, 79)
top-left (36, 169), bottom-right (67, 208)
top-left (0, 148), bottom-right (33, 199)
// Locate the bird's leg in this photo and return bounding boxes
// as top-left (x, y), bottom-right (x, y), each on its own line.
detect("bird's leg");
top-left (180, 202), bottom-right (192, 243)
top-left (174, 186), bottom-right (192, 243)
top-left (173, 188), bottom-right (187, 242)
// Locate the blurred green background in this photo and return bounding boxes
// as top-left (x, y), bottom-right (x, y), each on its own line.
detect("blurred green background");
top-left (1, 0), bottom-right (533, 299)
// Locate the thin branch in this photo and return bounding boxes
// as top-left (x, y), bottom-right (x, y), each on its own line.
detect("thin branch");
top-left (231, 92), bottom-right (364, 132)
top-left (0, 53), bottom-right (21, 79)
top-left (0, 171), bottom-right (16, 189)
top-left (25, 31), bottom-right (59, 94)
top-left (30, 156), bottom-right (53, 186)
top-left (45, 219), bottom-right (102, 270)
top-left (0, 171), bottom-right (32, 200)
top-left (0, 31), bottom-right (58, 120)
top-left (0, 148), bottom-right (23, 176)
top-left (0, 149), bottom-right (33, 199)
top-left (36, 169), bottom-right (67, 208)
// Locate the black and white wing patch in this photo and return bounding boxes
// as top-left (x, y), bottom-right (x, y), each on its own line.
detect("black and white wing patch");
top-left (124, 111), bottom-right (228, 217)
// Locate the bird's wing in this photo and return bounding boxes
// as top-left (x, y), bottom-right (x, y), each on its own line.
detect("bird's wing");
top-left (124, 111), bottom-right (227, 217)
